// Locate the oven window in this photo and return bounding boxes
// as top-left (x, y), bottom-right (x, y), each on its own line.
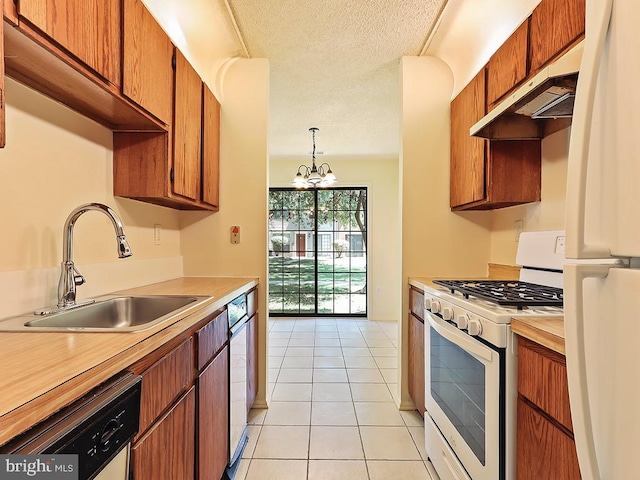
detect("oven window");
top-left (430, 327), bottom-right (486, 465)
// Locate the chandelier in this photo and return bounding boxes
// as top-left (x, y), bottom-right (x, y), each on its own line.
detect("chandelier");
top-left (292, 127), bottom-right (337, 188)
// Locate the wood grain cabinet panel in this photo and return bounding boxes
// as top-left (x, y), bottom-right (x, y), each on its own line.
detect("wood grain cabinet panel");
top-left (450, 70), bottom-right (541, 210)
top-left (0, 2), bottom-right (5, 149)
top-left (131, 387), bottom-right (196, 480)
top-left (18, 0), bottom-right (121, 86)
top-left (408, 312), bottom-right (425, 417)
top-left (409, 286), bottom-right (424, 322)
top-left (173, 50), bottom-right (203, 202)
top-left (135, 337), bottom-right (194, 436)
top-left (516, 398), bottom-right (581, 479)
top-left (122, 0), bottom-right (174, 125)
top-left (198, 346), bottom-right (229, 480)
top-left (487, 19), bottom-right (529, 107)
top-left (450, 69), bottom-right (486, 207)
top-left (202, 83), bottom-right (221, 209)
top-left (529, 0), bottom-right (586, 72)
top-left (197, 309), bottom-right (228, 370)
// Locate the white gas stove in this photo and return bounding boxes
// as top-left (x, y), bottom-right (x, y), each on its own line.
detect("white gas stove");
top-left (423, 230), bottom-right (565, 480)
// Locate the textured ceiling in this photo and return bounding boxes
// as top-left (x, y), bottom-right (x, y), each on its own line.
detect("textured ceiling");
top-left (227, 0), bottom-right (447, 156)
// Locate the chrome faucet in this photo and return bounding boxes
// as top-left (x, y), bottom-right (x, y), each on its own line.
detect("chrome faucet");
top-left (56, 203), bottom-right (132, 310)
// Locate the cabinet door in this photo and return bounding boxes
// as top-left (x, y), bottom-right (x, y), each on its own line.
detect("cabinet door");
top-left (202, 84), bottom-right (220, 208)
top-left (529, 0), bottom-right (585, 72)
top-left (122, 0), bottom-right (174, 125)
top-left (516, 398), bottom-right (581, 479)
top-left (173, 51), bottom-right (203, 202)
top-left (198, 346), bottom-right (229, 480)
top-left (450, 69), bottom-right (486, 208)
top-left (131, 387), bottom-right (196, 480)
top-left (487, 20), bottom-right (529, 107)
top-left (246, 314), bottom-right (258, 412)
top-left (408, 313), bottom-right (425, 416)
top-left (18, 0), bottom-right (121, 86)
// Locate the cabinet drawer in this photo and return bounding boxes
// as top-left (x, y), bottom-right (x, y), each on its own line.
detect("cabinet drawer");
top-left (137, 337), bottom-right (194, 435)
top-left (131, 387), bottom-right (196, 480)
top-left (516, 397), bottom-right (581, 479)
top-left (517, 337), bottom-right (573, 431)
top-left (409, 286), bottom-right (424, 321)
top-left (197, 309), bottom-right (228, 370)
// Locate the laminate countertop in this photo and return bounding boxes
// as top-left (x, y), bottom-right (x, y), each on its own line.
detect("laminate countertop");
top-left (0, 276), bottom-right (257, 447)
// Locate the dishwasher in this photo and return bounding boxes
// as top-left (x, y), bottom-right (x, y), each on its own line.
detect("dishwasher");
top-left (226, 293), bottom-right (249, 480)
top-left (1, 372), bottom-right (141, 480)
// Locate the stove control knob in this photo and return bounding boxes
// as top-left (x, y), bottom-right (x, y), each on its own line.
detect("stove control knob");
top-left (467, 318), bottom-right (483, 336)
top-left (456, 314), bottom-right (469, 330)
top-left (425, 298), bottom-right (433, 311)
top-left (430, 300), bottom-right (441, 314)
top-left (442, 306), bottom-right (454, 321)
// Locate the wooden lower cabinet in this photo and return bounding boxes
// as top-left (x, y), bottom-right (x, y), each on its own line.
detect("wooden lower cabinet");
top-left (408, 312), bottom-right (425, 416)
top-left (517, 398), bottom-right (581, 479)
top-left (131, 387), bottom-right (196, 480)
top-left (198, 345), bottom-right (229, 480)
top-left (516, 336), bottom-right (581, 479)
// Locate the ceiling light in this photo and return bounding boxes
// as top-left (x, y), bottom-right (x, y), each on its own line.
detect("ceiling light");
top-left (292, 127), bottom-right (337, 189)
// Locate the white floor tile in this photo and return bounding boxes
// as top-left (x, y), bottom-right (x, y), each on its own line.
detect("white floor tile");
top-left (309, 426), bottom-right (364, 460)
top-left (269, 368), bottom-right (280, 383)
top-left (400, 410), bottom-right (425, 427)
top-left (314, 356), bottom-right (346, 368)
top-left (248, 408), bottom-right (268, 425)
top-left (316, 332), bottom-right (340, 339)
top-left (360, 426), bottom-right (421, 460)
top-left (367, 460), bottom-right (430, 480)
top-left (289, 337), bottom-right (316, 347)
top-left (354, 402), bottom-right (404, 426)
top-left (269, 337), bottom-right (290, 347)
top-left (408, 425), bottom-right (428, 461)
top-left (311, 401), bottom-right (357, 426)
top-left (235, 458), bottom-right (250, 480)
top-left (271, 383), bottom-right (313, 402)
top-left (312, 383), bottom-right (352, 402)
top-left (264, 401), bottom-right (311, 425)
top-left (369, 347), bottom-right (397, 357)
top-left (341, 347), bottom-right (372, 357)
top-left (252, 426), bottom-right (310, 459)
top-left (380, 368), bottom-right (398, 384)
top-left (286, 347), bottom-right (315, 357)
top-left (373, 356), bottom-right (397, 369)
top-left (282, 356), bottom-right (314, 369)
top-left (278, 368), bottom-right (313, 383)
top-left (245, 459), bottom-right (308, 480)
top-left (243, 425), bottom-right (262, 458)
top-left (314, 368), bottom-right (348, 383)
top-left (308, 460), bottom-right (369, 480)
top-left (350, 383), bottom-right (394, 403)
top-left (315, 338), bottom-right (342, 347)
top-left (344, 356), bottom-right (378, 369)
top-left (269, 356), bottom-right (285, 369)
top-left (347, 368), bottom-right (385, 384)
top-left (269, 347), bottom-right (287, 357)
top-left (340, 338), bottom-right (368, 347)
top-left (314, 347), bottom-right (343, 357)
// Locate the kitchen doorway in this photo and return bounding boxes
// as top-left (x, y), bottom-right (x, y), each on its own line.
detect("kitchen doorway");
top-left (268, 187), bottom-right (368, 316)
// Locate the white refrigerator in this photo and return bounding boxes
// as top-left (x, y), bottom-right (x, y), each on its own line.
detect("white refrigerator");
top-left (564, 0), bottom-right (640, 479)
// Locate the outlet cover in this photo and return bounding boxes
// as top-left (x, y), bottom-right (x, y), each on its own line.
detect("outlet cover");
top-left (154, 224), bottom-right (161, 245)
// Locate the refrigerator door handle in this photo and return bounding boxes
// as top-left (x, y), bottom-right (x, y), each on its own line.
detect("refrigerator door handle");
top-left (565, 0), bottom-right (613, 259)
top-left (565, 263), bottom-right (612, 480)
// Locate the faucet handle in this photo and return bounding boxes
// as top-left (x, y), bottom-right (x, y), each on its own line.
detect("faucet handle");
top-left (73, 266), bottom-right (85, 286)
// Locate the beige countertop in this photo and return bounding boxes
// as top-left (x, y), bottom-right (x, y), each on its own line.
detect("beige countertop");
top-left (0, 276), bottom-right (257, 447)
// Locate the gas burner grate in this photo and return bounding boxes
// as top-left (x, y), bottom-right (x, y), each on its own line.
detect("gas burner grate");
top-left (432, 280), bottom-right (563, 308)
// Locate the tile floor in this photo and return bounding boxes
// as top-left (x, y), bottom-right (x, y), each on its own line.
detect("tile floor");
top-left (235, 317), bottom-right (434, 480)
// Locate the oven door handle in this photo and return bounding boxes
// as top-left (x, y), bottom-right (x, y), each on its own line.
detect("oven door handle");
top-left (426, 312), bottom-right (493, 362)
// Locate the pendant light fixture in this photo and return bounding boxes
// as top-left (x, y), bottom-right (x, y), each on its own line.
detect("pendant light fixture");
top-left (292, 127), bottom-right (337, 188)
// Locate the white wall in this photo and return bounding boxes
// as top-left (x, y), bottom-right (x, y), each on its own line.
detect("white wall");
top-left (489, 128), bottom-right (570, 265)
top-left (0, 79), bottom-right (183, 318)
top-left (270, 155), bottom-right (401, 321)
top-left (400, 56), bottom-right (492, 408)
top-left (180, 58), bottom-right (270, 407)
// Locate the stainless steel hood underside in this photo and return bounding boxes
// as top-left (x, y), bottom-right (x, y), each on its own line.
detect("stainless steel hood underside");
top-left (471, 41), bottom-right (583, 140)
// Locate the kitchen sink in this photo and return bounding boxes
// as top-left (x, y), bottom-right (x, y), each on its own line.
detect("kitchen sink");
top-left (0, 295), bottom-right (210, 332)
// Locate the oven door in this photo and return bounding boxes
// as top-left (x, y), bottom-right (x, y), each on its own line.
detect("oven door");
top-left (424, 311), bottom-right (503, 480)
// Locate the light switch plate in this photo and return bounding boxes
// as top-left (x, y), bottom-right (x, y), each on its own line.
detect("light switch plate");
top-left (231, 226), bottom-right (240, 244)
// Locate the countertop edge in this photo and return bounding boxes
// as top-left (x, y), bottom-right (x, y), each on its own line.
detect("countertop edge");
top-left (0, 276), bottom-right (258, 447)
top-left (512, 317), bottom-right (566, 355)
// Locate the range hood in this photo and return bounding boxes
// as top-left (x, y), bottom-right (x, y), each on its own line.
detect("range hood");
top-left (471, 41), bottom-right (583, 139)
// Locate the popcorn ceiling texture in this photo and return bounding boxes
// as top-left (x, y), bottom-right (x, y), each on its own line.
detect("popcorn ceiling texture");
top-left (228, 0), bottom-right (446, 156)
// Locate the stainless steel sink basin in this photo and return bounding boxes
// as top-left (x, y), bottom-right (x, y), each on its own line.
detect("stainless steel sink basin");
top-left (0, 295), bottom-right (210, 332)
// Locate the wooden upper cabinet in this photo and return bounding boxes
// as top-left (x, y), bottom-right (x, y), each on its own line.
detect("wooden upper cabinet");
top-left (17, 0), bottom-right (121, 86)
top-left (173, 51), bottom-right (203, 202)
top-left (450, 69), bottom-right (486, 208)
top-left (202, 84), bottom-right (221, 209)
top-left (529, 0), bottom-right (586, 72)
top-left (487, 19), bottom-right (529, 107)
top-left (122, 0), bottom-right (174, 125)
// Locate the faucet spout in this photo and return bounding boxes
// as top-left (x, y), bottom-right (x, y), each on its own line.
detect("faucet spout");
top-left (57, 203), bottom-right (133, 309)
